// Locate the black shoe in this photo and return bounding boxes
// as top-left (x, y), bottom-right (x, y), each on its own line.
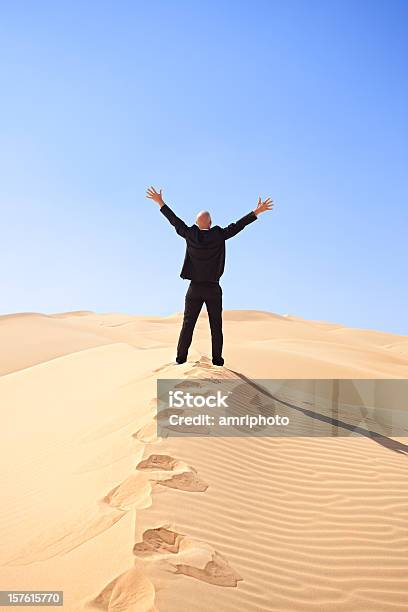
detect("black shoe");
top-left (176, 356), bottom-right (187, 364)
top-left (212, 357), bottom-right (224, 366)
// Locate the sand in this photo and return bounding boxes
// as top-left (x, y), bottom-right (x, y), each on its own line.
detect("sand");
top-left (1, 310), bottom-right (408, 611)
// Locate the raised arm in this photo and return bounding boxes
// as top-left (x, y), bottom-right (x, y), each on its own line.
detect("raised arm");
top-left (146, 186), bottom-right (189, 238)
top-left (222, 196), bottom-right (274, 240)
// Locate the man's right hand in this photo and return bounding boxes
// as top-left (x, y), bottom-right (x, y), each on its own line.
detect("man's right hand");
top-left (146, 186), bottom-right (165, 208)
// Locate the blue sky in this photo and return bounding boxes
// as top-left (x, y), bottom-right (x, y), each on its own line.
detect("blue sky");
top-left (0, 0), bottom-right (407, 333)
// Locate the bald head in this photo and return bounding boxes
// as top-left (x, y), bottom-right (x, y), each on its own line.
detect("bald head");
top-left (196, 210), bottom-right (212, 230)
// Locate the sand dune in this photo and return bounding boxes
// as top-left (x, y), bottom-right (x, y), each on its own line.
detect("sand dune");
top-left (1, 310), bottom-right (407, 611)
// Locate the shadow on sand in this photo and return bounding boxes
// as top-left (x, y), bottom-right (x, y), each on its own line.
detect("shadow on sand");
top-left (230, 370), bottom-right (408, 455)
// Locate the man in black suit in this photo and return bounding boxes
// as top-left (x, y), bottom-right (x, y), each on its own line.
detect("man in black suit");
top-left (146, 186), bottom-right (274, 366)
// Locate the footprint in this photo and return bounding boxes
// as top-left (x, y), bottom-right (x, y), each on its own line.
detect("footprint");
top-left (133, 527), bottom-right (184, 555)
top-left (192, 358), bottom-right (213, 370)
top-left (103, 474), bottom-right (152, 511)
top-left (174, 551), bottom-right (242, 587)
top-left (132, 420), bottom-right (160, 443)
top-left (196, 356), bottom-right (212, 366)
top-left (156, 407), bottom-right (183, 421)
top-left (136, 454), bottom-right (179, 471)
top-left (131, 398), bottom-right (160, 443)
top-left (90, 566), bottom-right (156, 611)
top-left (156, 471), bottom-right (208, 492)
top-left (174, 380), bottom-right (203, 389)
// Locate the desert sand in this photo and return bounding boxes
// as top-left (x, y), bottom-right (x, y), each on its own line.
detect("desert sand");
top-left (1, 310), bottom-right (408, 611)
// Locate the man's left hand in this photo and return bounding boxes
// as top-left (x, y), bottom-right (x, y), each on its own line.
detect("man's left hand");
top-left (254, 197), bottom-right (274, 216)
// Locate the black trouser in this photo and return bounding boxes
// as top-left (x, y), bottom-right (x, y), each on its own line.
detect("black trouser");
top-left (177, 281), bottom-right (223, 363)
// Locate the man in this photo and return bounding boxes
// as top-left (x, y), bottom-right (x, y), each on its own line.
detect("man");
top-left (146, 186), bottom-right (274, 366)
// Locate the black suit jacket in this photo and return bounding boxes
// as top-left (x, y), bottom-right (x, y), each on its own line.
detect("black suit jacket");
top-left (160, 204), bottom-right (257, 281)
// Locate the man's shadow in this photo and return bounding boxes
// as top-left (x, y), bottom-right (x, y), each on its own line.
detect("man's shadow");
top-left (230, 371), bottom-right (408, 455)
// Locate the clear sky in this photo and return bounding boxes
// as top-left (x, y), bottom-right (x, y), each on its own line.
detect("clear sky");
top-left (1, 1), bottom-right (407, 333)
